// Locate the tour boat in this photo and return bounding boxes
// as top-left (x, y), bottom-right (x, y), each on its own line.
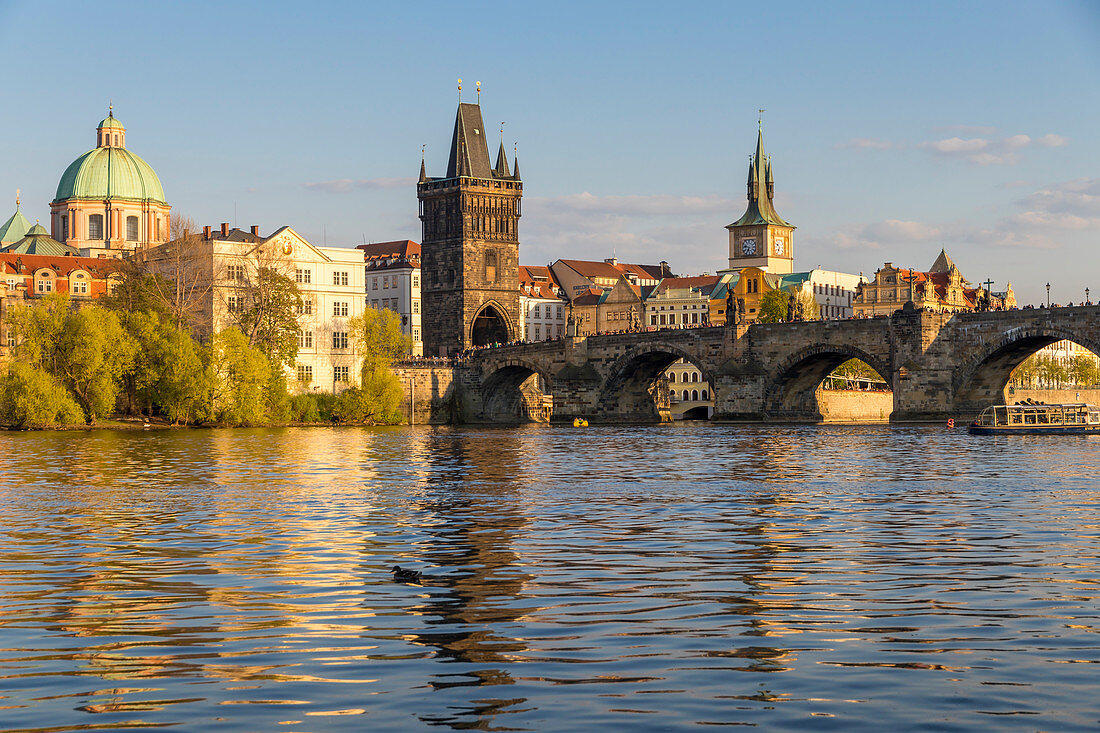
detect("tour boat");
top-left (968, 403), bottom-right (1100, 435)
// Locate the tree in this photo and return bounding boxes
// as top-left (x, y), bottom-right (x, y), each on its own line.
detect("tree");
top-left (0, 362), bottom-right (84, 428)
top-left (7, 297), bottom-right (135, 424)
top-left (134, 215), bottom-right (221, 332)
top-left (349, 308), bottom-right (412, 371)
top-left (757, 290), bottom-right (788, 323)
top-left (54, 307), bottom-right (135, 423)
top-left (206, 328), bottom-right (289, 426)
top-left (122, 310), bottom-right (208, 422)
top-left (227, 266), bottom-right (302, 369)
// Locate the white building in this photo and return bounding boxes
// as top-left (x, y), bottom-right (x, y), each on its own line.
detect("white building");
top-left (519, 265), bottom-right (566, 341)
top-left (645, 275), bottom-right (719, 330)
top-left (144, 224), bottom-right (366, 393)
top-left (801, 268), bottom-right (868, 319)
top-left (359, 240), bottom-right (422, 356)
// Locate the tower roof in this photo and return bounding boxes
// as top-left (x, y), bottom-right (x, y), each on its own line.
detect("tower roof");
top-left (1, 223), bottom-right (79, 256)
top-left (728, 127), bottom-right (792, 229)
top-left (495, 138), bottom-right (511, 178)
top-left (0, 194), bottom-right (31, 244)
top-left (446, 103), bottom-right (494, 179)
top-left (54, 147), bottom-right (166, 204)
top-left (928, 248), bottom-right (955, 273)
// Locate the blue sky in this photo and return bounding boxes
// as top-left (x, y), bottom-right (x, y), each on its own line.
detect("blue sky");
top-left (1, 0), bottom-right (1098, 304)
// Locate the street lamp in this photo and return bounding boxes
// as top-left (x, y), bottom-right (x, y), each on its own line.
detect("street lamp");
top-left (1086, 287), bottom-right (1090, 305)
top-left (1046, 282), bottom-right (1051, 308)
top-left (825, 297), bottom-right (830, 320)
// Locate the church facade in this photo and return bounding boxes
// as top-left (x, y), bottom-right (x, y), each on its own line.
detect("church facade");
top-left (417, 99), bottom-right (522, 356)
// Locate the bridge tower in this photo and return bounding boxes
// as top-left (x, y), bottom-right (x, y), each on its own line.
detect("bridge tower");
top-left (726, 124), bottom-right (796, 274)
top-left (418, 95), bottom-right (523, 356)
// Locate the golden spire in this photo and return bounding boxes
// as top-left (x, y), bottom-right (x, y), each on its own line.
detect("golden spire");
top-left (15, 188), bottom-right (19, 208)
top-left (109, 99), bottom-right (114, 117)
top-left (457, 78), bottom-right (462, 101)
top-left (476, 80), bottom-right (481, 104)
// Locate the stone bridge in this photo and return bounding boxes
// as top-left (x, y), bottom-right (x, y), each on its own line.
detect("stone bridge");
top-left (395, 305), bottom-right (1100, 423)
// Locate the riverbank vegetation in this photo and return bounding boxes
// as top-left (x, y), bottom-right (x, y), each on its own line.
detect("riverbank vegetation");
top-left (0, 275), bottom-right (411, 429)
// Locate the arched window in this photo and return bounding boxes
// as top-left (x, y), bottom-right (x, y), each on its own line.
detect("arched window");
top-left (70, 272), bottom-right (89, 295)
top-left (701, 389), bottom-right (709, 400)
top-left (126, 216), bottom-right (139, 241)
top-left (35, 270), bottom-right (54, 293)
top-left (691, 372), bottom-right (698, 382)
top-left (88, 214), bottom-right (104, 240)
top-left (113, 134), bottom-right (119, 146)
top-left (692, 389), bottom-right (699, 401)
top-left (683, 390), bottom-right (690, 400)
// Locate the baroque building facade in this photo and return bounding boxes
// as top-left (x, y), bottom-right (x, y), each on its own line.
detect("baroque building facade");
top-left (418, 100), bottom-right (522, 355)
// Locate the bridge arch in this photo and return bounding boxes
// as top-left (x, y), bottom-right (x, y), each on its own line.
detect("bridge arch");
top-left (763, 343), bottom-right (893, 420)
top-left (953, 325), bottom-right (1100, 413)
top-left (478, 358), bottom-right (554, 423)
top-left (597, 343), bottom-right (713, 422)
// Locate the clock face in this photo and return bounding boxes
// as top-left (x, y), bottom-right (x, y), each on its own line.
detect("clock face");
top-left (741, 238), bottom-right (757, 256)
top-left (774, 237), bottom-right (785, 256)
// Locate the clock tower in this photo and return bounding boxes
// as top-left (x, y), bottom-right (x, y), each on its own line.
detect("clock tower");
top-left (726, 126), bottom-right (795, 274)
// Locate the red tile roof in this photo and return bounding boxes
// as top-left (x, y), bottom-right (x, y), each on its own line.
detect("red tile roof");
top-left (0, 252), bottom-right (120, 277)
top-left (357, 240), bottom-right (420, 259)
top-left (653, 275), bottom-right (720, 295)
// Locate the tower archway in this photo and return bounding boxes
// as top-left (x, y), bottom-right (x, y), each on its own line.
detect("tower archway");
top-left (471, 303), bottom-right (511, 347)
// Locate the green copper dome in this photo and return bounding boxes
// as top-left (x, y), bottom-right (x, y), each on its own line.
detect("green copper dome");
top-left (98, 115), bottom-right (125, 129)
top-left (54, 147), bottom-right (166, 204)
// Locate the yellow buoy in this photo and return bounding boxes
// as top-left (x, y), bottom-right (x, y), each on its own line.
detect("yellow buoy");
top-left (573, 418), bottom-right (589, 427)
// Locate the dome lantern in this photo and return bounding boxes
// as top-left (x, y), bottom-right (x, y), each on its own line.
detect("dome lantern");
top-left (97, 105), bottom-right (126, 148)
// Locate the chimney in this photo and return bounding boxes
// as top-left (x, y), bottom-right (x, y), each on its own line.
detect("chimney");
top-left (250, 225), bottom-right (259, 237)
top-left (660, 260), bottom-right (671, 277)
top-left (221, 223), bottom-right (229, 237)
top-left (605, 257), bottom-right (618, 266)
top-left (203, 225), bottom-right (211, 239)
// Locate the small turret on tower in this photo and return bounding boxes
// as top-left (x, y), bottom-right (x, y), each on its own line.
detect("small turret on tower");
top-left (96, 105), bottom-right (126, 149)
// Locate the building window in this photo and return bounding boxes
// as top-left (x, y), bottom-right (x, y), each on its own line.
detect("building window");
top-left (412, 275), bottom-right (419, 288)
top-left (692, 389), bottom-right (699, 401)
top-left (533, 305), bottom-right (540, 318)
top-left (412, 300), bottom-right (419, 314)
top-left (296, 365), bottom-right (313, 383)
top-left (297, 298), bottom-right (313, 315)
top-left (651, 315), bottom-right (657, 325)
top-left (227, 264), bottom-right (244, 282)
top-left (413, 327), bottom-right (420, 340)
top-left (227, 295), bottom-right (242, 313)
top-left (485, 249), bottom-right (498, 283)
top-left (126, 215), bottom-right (139, 241)
top-left (702, 389), bottom-right (709, 400)
top-left (534, 326), bottom-right (541, 340)
top-left (60, 214), bottom-right (68, 241)
top-left (298, 330), bottom-right (313, 348)
top-left (71, 274), bottom-right (88, 294)
top-left (334, 365), bottom-right (349, 383)
top-left (333, 271), bottom-right (348, 286)
top-left (333, 301), bottom-right (348, 317)
top-left (333, 332), bottom-right (349, 349)
top-left (371, 277), bottom-right (378, 290)
top-left (88, 214), bottom-right (104, 240)
top-left (295, 268), bottom-right (311, 284)
top-left (37, 276), bottom-right (53, 293)
top-left (156, 217), bottom-right (161, 240)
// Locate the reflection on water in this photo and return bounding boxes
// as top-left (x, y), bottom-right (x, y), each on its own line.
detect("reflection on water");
top-left (1, 425), bottom-right (1100, 730)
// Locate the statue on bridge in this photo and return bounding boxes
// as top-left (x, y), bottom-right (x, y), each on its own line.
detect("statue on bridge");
top-left (725, 288), bottom-right (745, 326)
top-left (787, 293), bottom-right (797, 322)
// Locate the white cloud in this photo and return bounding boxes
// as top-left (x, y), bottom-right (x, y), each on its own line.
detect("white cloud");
top-left (918, 132), bottom-right (1067, 165)
top-left (1021, 178), bottom-right (1100, 217)
top-left (304, 177), bottom-right (415, 193)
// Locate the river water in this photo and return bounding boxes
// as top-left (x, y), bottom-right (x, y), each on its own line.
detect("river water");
top-left (1, 424), bottom-right (1099, 731)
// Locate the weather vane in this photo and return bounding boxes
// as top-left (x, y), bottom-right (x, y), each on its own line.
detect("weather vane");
top-left (758, 108), bottom-right (765, 127)
top-left (457, 78), bottom-right (462, 101)
top-left (476, 80), bottom-right (481, 104)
